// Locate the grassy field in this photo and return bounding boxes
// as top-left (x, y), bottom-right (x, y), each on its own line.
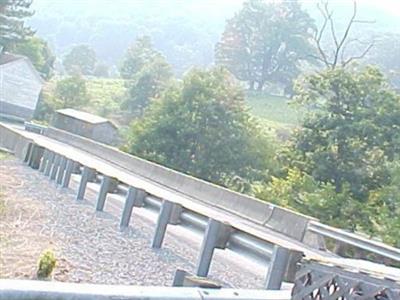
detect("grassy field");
top-left (245, 92), bottom-right (305, 139)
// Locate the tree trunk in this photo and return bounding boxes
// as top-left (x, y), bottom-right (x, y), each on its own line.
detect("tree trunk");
top-left (257, 81), bottom-right (264, 91)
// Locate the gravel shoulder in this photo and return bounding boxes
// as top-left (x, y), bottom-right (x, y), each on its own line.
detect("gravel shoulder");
top-left (0, 156), bottom-right (266, 288)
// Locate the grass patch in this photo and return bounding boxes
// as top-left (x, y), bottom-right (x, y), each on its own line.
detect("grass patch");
top-left (0, 150), bottom-right (10, 161)
top-left (245, 92), bottom-right (305, 125)
top-left (85, 78), bottom-right (126, 118)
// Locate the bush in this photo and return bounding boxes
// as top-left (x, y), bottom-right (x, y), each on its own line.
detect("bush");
top-left (37, 250), bottom-right (56, 279)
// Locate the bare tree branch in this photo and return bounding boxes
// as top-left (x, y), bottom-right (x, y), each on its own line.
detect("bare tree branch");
top-left (342, 42), bottom-right (374, 67)
top-left (312, 0), bottom-right (375, 70)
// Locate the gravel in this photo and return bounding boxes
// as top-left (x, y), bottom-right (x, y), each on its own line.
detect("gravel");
top-left (0, 157), bottom-right (266, 288)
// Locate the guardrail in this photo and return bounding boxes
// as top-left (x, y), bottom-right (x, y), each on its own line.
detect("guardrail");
top-left (1, 122), bottom-right (399, 291)
top-left (0, 280), bottom-right (292, 300)
top-left (308, 221), bottom-right (400, 261)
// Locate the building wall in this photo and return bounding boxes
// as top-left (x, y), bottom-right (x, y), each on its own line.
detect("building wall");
top-left (52, 113), bottom-right (119, 146)
top-left (0, 59), bottom-right (42, 120)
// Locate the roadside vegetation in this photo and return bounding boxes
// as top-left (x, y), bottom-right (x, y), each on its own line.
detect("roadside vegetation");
top-left (3, 0), bottom-right (399, 248)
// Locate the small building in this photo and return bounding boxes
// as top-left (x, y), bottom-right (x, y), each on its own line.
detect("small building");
top-left (52, 108), bottom-right (119, 145)
top-left (0, 52), bottom-right (44, 120)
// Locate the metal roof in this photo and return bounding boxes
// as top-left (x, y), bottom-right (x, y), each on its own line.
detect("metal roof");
top-left (56, 108), bottom-right (113, 125)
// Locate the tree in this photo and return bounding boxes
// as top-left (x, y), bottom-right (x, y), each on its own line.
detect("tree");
top-left (63, 45), bottom-right (97, 75)
top-left (13, 37), bottom-right (55, 79)
top-left (119, 36), bottom-right (161, 80)
top-left (290, 66), bottom-right (400, 201)
top-left (0, 0), bottom-right (34, 50)
top-left (122, 55), bottom-right (172, 115)
top-left (310, 0), bottom-right (374, 69)
top-left (54, 75), bottom-right (89, 108)
top-left (215, 0), bottom-right (316, 91)
top-left (125, 67), bottom-right (277, 187)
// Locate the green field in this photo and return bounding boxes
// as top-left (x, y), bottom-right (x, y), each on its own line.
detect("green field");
top-left (245, 92), bottom-right (304, 139)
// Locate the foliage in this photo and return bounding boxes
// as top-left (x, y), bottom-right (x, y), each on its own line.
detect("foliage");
top-left (63, 44), bottom-right (97, 75)
top-left (12, 37), bottom-right (55, 79)
top-left (290, 66), bottom-right (400, 200)
top-left (254, 168), bottom-right (368, 231)
top-left (119, 36), bottom-right (160, 80)
top-left (126, 67), bottom-right (278, 187)
top-left (0, 0), bottom-right (34, 49)
top-left (85, 78), bottom-right (126, 117)
top-left (122, 55), bottom-right (173, 115)
top-left (36, 250), bottom-right (56, 279)
top-left (367, 160), bottom-right (400, 247)
top-left (215, 0), bottom-right (316, 91)
top-left (93, 62), bottom-right (110, 77)
top-left (54, 75), bottom-right (89, 109)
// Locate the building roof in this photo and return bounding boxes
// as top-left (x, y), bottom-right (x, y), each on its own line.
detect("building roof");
top-left (0, 52), bottom-right (45, 84)
top-left (0, 53), bottom-right (24, 65)
top-left (56, 108), bottom-right (116, 127)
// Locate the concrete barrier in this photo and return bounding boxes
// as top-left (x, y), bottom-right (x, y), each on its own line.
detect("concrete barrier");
top-left (44, 126), bottom-right (315, 240)
top-left (0, 123), bottom-right (31, 160)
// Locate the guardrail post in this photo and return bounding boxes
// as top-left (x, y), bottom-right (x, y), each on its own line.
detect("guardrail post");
top-left (50, 154), bottom-right (61, 180)
top-left (151, 199), bottom-right (177, 248)
top-left (264, 246), bottom-right (302, 290)
top-left (24, 143), bottom-right (33, 164)
top-left (120, 187), bottom-right (147, 228)
top-left (44, 151), bottom-right (55, 176)
top-left (76, 166), bottom-right (94, 201)
top-left (95, 175), bottom-right (117, 211)
top-left (196, 219), bottom-right (232, 277)
top-left (28, 145), bottom-right (43, 169)
top-left (39, 149), bottom-right (49, 172)
top-left (56, 156), bottom-right (67, 185)
top-left (62, 159), bottom-right (75, 188)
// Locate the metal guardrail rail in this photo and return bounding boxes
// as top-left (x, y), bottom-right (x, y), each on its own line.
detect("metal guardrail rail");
top-left (307, 221), bottom-right (400, 261)
top-left (0, 280), bottom-right (292, 300)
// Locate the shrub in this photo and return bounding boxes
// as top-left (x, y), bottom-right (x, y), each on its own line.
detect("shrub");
top-left (37, 250), bottom-right (56, 279)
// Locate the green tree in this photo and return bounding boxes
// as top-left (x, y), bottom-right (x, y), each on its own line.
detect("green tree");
top-left (54, 75), bottom-right (89, 108)
top-left (122, 55), bottom-right (172, 115)
top-left (125, 67), bottom-right (277, 187)
top-left (63, 44), bottom-right (97, 75)
top-left (367, 160), bottom-right (400, 247)
top-left (290, 66), bottom-right (400, 201)
top-left (13, 37), bottom-right (55, 79)
top-left (119, 36), bottom-right (161, 80)
top-left (215, 0), bottom-right (316, 91)
top-left (0, 0), bottom-right (34, 50)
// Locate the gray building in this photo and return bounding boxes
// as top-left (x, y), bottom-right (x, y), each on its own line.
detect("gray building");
top-left (52, 108), bottom-right (119, 145)
top-left (0, 53), bottom-right (44, 120)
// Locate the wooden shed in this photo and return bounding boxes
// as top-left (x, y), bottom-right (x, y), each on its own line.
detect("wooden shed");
top-left (0, 52), bottom-right (44, 120)
top-left (52, 108), bottom-right (119, 146)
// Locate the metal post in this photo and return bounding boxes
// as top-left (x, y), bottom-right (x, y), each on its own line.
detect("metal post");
top-left (24, 143), bottom-right (33, 164)
top-left (151, 200), bottom-right (175, 248)
top-left (264, 246), bottom-right (292, 290)
top-left (76, 166), bottom-right (93, 200)
top-left (44, 152), bottom-right (55, 176)
top-left (196, 219), bottom-right (231, 277)
top-left (39, 149), bottom-right (49, 172)
top-left (28, 145), bottom-right (43, 169)
top-left (120, 187), bottom-right (146, 228)
top-left (49, 154), bottom-right (60, 180)
top-left (56, 156), bottom-right (67, 185)
top-left (95, 175), bottom-right (115, 211)
top-left (62, 159), bottom-right (75, 188)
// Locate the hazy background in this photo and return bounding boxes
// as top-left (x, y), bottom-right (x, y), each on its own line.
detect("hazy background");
top-left (28, 0), bottom-right (400, 76)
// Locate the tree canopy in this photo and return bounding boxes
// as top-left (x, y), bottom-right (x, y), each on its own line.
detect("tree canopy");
top-left (215, 0), bottom-right (316, 91)
top-left (125, 67), bottom-right (277, 187)
top-left (291, 67), bottom-right (400, 199)
top-left (13, 37), bottom-right (55, 79)
top-left (0, 0), bottom-right (34, 49)
top-left (63, 44), bottom-right (97, 75)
